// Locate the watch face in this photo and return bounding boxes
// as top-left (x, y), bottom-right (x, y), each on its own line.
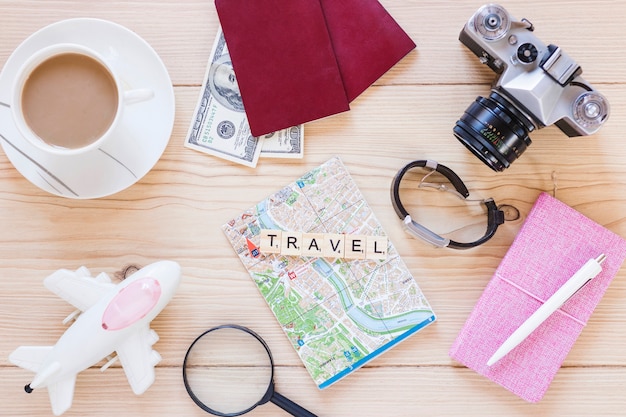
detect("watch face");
top-left (402, 215), bottom-right (450, 248)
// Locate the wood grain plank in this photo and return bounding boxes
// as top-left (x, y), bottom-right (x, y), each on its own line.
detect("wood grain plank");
top-left (1, 1), bottom-right (625, 416)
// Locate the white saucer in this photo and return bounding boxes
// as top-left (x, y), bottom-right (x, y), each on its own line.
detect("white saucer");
top-left (0, 19), bottom-right (175, 199)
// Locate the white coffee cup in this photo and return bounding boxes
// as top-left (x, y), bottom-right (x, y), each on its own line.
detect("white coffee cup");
top-left (11, 43), bottom-right (153, 156)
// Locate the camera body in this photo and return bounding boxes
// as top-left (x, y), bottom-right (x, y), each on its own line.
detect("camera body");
top-left (454, 4), bottom-right (609, 171)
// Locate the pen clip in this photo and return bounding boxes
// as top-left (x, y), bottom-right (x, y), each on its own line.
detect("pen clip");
top-left (560, 278), bottom-right (592, 306)
top-left (561, 254), bottom-right (606, 306)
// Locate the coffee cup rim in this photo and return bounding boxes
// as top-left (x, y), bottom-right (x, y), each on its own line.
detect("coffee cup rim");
top-left (11, 43), bottom-right (124, 156)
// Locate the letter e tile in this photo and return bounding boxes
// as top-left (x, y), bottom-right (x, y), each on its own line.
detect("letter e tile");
top-left (345, 235), bottom-right (367, 260)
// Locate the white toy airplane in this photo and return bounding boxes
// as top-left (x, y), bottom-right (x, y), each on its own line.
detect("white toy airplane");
top-left (9, 260), bottom-right (181, 416)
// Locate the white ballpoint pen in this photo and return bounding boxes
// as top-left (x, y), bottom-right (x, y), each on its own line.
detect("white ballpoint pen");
top-left (487, 253), bottom-right (607, 366)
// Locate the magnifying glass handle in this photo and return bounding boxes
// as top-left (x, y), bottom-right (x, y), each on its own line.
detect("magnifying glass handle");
top-left (271, 391), bottom-right (318, 417)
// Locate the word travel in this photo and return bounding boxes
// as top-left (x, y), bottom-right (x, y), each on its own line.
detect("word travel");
top-left (259, 229), bottom-right (388, 260)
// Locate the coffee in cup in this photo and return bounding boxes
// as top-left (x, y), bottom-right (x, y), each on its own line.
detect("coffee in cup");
top-left (21, 52), bottom-right (118, 150)
top-left (12, 43), bottom-right (153, 156)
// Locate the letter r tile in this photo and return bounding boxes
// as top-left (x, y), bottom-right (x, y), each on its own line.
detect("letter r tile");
top-left (281, 231), bottom-right (302, 256)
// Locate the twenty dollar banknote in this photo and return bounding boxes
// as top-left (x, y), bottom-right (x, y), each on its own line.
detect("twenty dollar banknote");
top-left (185, 28), bottom-right (303, 167)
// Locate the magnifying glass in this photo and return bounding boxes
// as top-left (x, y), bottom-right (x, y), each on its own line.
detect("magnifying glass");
top-left (183, 324), bottom-right (319, 417)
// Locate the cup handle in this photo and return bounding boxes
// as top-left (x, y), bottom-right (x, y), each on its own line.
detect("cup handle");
top-left (124, 88), bottom-right (154, 105)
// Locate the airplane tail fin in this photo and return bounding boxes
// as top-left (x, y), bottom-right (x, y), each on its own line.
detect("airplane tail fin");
top-left (9, 346), bottom-right (53, 373)
top-left (9, 346), bottom-right (76, 415)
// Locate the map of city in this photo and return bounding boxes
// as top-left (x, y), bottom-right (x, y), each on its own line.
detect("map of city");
top-left (222, 157), bottom-right (436, 388)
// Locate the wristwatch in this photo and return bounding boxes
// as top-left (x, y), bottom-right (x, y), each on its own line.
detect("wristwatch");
top-left (390, 160), bottom-right (504, 249)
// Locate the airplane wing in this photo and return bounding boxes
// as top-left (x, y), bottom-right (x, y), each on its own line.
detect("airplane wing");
top-left (48, 375), bottom-right (77, 416)
top-left (115, 324), bottom-right (161, 395)
top-left (44, 268), bottom-right (116, 312)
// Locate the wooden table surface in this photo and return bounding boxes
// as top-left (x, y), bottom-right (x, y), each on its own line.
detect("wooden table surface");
top-left (2, 1), bottom-right (625, 416)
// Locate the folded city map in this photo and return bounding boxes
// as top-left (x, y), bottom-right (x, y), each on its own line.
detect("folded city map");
top-left (222, 157), bottom-right (436, 388)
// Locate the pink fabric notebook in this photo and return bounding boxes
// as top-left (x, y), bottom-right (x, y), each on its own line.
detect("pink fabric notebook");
top-left (449, 192), bottom-right (626, 402)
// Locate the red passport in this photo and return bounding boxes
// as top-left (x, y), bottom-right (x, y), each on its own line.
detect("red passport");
top-left (320, 0), bottom-right (416, 102)
top-left (215, 0), bottom-right (350, 137)
top-left (215, 0), bottom-right (416, 137)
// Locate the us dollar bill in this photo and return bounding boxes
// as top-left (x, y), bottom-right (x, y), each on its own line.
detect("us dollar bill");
top-left (260, 125), bottom-right (304, 159)
top-left (185, 28), bottom-right (303, 167)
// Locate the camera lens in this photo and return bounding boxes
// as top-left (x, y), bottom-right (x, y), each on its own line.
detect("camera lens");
top-left (453, 91), bottom-right (535, 172)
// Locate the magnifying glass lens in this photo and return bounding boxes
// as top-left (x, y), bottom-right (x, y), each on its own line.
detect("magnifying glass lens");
top-left (184, 327), bottom-right (273, 415)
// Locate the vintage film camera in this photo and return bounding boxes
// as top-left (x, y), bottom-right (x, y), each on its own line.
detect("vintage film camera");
top-left (453, 4), bottom-right (609, 171)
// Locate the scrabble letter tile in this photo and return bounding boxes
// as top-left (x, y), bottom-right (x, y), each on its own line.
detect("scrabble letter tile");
top-left (323, 233), bottom-right (344, 258)
top-left (302, 233), bottom-right (325, 257)
top-left (281, 231), bottom-right (302, 256)
top-left (345, 234), bottom-right (367, 259)
top-left (366, 236), bottom-right (388, 260)
top-left (260, 229), bottom-right (282, 254)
